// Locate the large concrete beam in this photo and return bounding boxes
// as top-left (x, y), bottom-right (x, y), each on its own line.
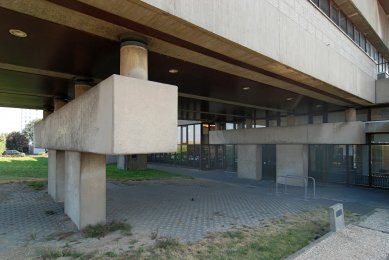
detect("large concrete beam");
top-left (209, 122), bottom-right (366, 145)
top-left (35, 75), bottom-right (177, 154)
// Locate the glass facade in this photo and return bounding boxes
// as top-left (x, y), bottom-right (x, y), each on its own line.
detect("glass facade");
top-left (149, 116), bottom-right (389, 189)
top-left (148, 123), bottom-right (235, 170)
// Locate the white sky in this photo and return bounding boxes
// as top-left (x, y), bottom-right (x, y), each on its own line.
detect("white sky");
top-left (0, 107), bottom-right (42, 133)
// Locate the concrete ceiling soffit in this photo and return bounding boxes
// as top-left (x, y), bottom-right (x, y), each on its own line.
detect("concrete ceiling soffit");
top-left (0, 0), bottom-right (366, 107)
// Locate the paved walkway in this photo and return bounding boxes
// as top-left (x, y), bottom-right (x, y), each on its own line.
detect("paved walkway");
top-left (1, 164), bottom-right (389, 258)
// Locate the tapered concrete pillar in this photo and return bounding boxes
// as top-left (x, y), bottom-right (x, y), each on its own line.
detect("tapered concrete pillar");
top-left (237, 145), bottom-right (262, 180)
top-left (345, 108), bottom-right (356, 122)
top-left (48, 99), bottom-right (66, 202)
top-left (117, 37), bottom-right (148, 170)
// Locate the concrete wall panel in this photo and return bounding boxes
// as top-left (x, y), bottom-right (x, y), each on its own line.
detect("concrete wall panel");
top-left (210, 122), bottom-right (366, 145)
top-left (35, 75), bottom-right (178, 154)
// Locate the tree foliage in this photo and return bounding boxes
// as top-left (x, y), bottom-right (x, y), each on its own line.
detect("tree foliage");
top-left (22, 118), bottom-right (41, 143)
top-left (6, 132), bottom-right (28, 152)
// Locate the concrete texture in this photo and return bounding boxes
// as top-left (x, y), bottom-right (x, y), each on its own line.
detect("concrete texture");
top-left (47, 149), bottom-right (65, 202)
top-left (143, 0), bottom-right (377, 103)
top-left (329, 203), bottom-right (345, 232)
top-left (276, 145), bottom-right (308, 187)
top-left (375, 78), bottom-right (389, 104)
top-left (365, 120), bottom-right (389, 133)
top-left (345, 108), bottom-right (356, 122)
top-left (65, 152), bottom-right (106, 229)
top-left (352, 0), bottom-right (389, 48)
top-left (34, 74), bottom-right (178, 155)
top-left (237, 145), bottom-right (262, 180)
top-left (210, 122), bottom-right (366, 145)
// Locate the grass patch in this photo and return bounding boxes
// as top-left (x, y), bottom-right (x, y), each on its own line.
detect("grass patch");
top-left (106, 164), bottom-right (191, 181)
top-left (82, 221), bottom-right (132, 238)
top-left (27, 181), bottom-right (46, 190)
top-left (0, 157), bottom-right (188, 183)
top-left (37, 248), bottom-right (84, 259)
top-left (0, 156), bottom-right (48, 182)
top-left (155, 238), bottom-right (180, 250)
top-left (123, 208), bottom-right (359, 260)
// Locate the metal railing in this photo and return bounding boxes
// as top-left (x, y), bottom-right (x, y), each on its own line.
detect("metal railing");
top-left (276, 175), bottom-right (316, 200)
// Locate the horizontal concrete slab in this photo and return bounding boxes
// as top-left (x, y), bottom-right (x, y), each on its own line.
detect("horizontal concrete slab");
top-left (209, 122), bottom-right (366, 145)
top-left (35, 75), bottom-right (177, 154)
top-left (365, 121), bottom-right (389, 133)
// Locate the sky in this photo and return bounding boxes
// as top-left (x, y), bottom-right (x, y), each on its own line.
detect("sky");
top-left (0, 107), bottom-right (42, 134)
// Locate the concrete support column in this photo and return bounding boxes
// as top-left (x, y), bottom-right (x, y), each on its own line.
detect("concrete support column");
top-left (64, 81), bottom-right (106, 229)
top-left (245, 119), bottom-right (253, 129)
top-left (118, 37), bottom-right (148, 171)
top-left (287, 115), bottom-right (296, 126)
top-left (237, 145), bottom-right (262, 180)
top-left (43, 110), bottom-right (52, 119)
top-left (65, 152), bottom-right (106, 229)
top-left (48, 99), bottom-right (66, 202)
top-left (276, 144), bottom-right (308, 186)
top-left (345, 108), bottom-right (356, 122)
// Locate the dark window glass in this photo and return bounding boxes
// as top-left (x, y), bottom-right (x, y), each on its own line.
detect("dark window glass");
top-left (339, 11), bottom-right (347, 31)
top-left (366, 41), bottom-right (371, 57)
top-left (330, 2), bottom-right (339, 24)
top-left (360, 33), bottom-right (366, 51)
top-left (319, 0), bottom-right (330, 16)
top-left (312, 0), bottom-right (319, 6)
top-left (354, 28), bottom-right (360, 45)
top-left (347, 20), bottom-right (354, 38)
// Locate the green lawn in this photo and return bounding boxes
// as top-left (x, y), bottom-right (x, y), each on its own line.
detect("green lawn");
top-left (0, 156), bottom-right (189, 183)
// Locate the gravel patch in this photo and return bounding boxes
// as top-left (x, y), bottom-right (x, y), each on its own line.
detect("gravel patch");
top-left (293, 224), bottom-right (389, 260)
top-left (358, 209), bottom-right (389, 233)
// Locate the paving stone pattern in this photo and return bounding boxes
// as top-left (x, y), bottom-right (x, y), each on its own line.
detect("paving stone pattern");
top-left (1, 165), bottom-right (389, 257)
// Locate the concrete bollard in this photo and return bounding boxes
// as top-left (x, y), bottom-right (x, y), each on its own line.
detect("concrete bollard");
top-left (329, 203), bottom-right (345, 232)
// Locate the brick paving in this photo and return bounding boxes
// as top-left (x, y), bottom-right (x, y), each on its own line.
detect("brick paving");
top-left (1, 165), bottom-right (389, 257)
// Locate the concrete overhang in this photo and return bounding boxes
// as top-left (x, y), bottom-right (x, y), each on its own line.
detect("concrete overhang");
top-left (0, 0), bottom-right (371, 107)
top-left (34, 75), bottom-right (178, 154)
top-left (365, 121), bottom-right (389, 133)
top-left (209, 122), bottom-right (366, 145)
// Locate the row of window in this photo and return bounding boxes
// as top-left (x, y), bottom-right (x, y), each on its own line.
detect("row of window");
top-left (310, 0), bottom-right (388, 73)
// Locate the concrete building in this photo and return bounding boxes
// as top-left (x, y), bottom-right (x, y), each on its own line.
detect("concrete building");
top-left (1, 0), bottom-right (389, 228)
top-left (20, 109), bottom-right (42, 131)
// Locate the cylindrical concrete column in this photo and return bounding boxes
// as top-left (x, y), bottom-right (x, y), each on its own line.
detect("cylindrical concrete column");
top-left (287, 115), bottom-right (296, 126)
top-left (345, 108), bottom-right (356, 122)
top-left (120, 40), bottom-right (148, 80)
top-left (54, 99), bottom-right (66, 110)
top-left (43, 110), bottom-right (51, 119)
top-left (74, 81), bottom-right (92, 98)
top-left (119, 37), bottom-right (148, 171)
top-left (245, 119), bottom-right (253, 129)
